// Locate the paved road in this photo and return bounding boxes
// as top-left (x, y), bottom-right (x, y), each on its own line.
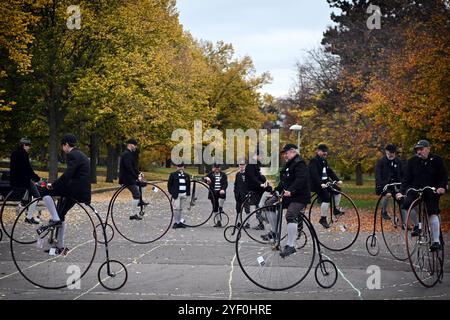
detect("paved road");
top-left (0, 181), bottom-right (449, 300)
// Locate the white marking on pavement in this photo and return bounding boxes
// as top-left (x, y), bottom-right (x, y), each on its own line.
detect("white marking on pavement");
top-left (73, 242), bottom-right (166, 300)
top-left (323, 253), bottom-right (363, 300)
top-left (0, 239), bottom-right (94, 281)
top-left (228, 252), bottom-right (237, 300)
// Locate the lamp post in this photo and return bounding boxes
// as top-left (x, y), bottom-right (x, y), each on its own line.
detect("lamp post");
top-left (289, 124), bottom-right (303, 152)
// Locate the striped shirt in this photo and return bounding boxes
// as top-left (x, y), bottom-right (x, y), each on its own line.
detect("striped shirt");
top-left (178, 172), bottom-right (187, 194)
top-left (214, 173), bottom-right (221, 191)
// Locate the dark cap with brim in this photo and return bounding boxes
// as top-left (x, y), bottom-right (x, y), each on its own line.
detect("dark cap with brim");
top-left (61, 134), bottom-right (77, 145)
top-left (280, 143), bottom-right (298, 153)
top-left (317, 144), bottom-right (329, 152)
top-left (414, 140), bottom-right (430, 149)
top-left (127, 138), bottom-right (138, 146)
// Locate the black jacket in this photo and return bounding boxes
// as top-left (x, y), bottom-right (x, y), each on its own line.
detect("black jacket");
top-left (245, 162), bottom-right (266, 192)
top-left (309, 155), bottom-right (340, 193)
top-left (10, 147), bottom-right (40, 188)
top-left (234, 171), bottom-right (248, 196)
top-left (375, 156), bottom-right (403, 195)
top-left (400, 154), bottom-right (448, 194)
top-left (167, 171), bottom-right (191, 199)
top-left (52, 148), bottom-right (91, 203)
top-left (206, 171), bottom-right (228, 199)
top-left (119, 148), bottom-right (139, 185)
top-left (275, 154), bottom-right (311, 204)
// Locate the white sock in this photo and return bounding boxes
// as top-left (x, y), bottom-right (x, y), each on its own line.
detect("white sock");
top-left (287, 223), bottom-right (297, 247)
top-left (27, 198), bottom-right (38, 219)
top-left (334, 194), bottom-right (341, 208)
top-left (321, 202), bottom-right (330, 217)
top-left (174, 209), bottom-right (181, 224)
top-left (430, 215), bottom-right (440, 244)
top-left (57, 222), bottom-right (66, 248)
top-left (43, 196), bottom-right (60, 222)
top-left (268, 211), bottom-right (277, 233)
top-left (219, 198), bottom-right (225, 208)
top-left (131, 199), bottom-right (139, 216)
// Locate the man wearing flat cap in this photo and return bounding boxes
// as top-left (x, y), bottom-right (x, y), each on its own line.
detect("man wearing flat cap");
top-left (396, 140), bottom-right (448, 252)
top-left (168, 162), bottom-right (190, 229)
top-left (309, 144), bottom-right (344, 229)
top-left (205, 163), bottom-right (228, 227)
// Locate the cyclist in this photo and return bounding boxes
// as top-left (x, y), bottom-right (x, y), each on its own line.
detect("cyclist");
top-left (168, 162), bottom-right (190, 229)
top-left (119, 139), bottom-right (146, 221)
top-left (396, 140), bottom-right (448, 251)
top-left (9, 137), bottom-right (41, 224)
top-left (274, 144), bottom-right (310, 258)
top-left (234, 161), bottom-right (250, 228)
top-left (309, 144), bottom-right (344, 229)
top-left (38, 134), bottom-right (91, 255)
top-left (375, 144), bottom-right (404, 220)
top-left (205, 163), bottom-right (228, 227)
top-left (245, 149), bottom-right (269, 230)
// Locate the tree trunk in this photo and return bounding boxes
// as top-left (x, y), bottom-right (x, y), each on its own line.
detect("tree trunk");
top-left (89, 134), bottom-right (99, 184)
top-left (48, 97), bottom-right (59, 182)
top-left (355, 162), bottom-right (363, 186)
top-left (106, 144), bottom-right (119, 183)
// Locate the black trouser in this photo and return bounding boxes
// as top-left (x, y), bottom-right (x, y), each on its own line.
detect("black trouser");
top-left (235, 191), bottom-right (250, 215)
top-left (402, 189), bottom-right (441, 216)
top-left (316, 186), bottom-right (340, 204)
top-left (126, 184), bottom-right (141, 200)
top-left (210, 190), bottom-right (225, 212)
top-left (40, 188), bottom-right (77, 222)
top-left (11, 181), bottom-right (40, 205)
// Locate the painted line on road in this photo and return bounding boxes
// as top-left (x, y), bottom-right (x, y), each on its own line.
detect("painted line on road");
top-left (0, 239), bottom-right (94, 281)
top-left (73, 242), bottom-right (166, 300)
top-left (228, 251), bottom-right (237, 300)
top-left (323, 253), bottom-right (363, 300)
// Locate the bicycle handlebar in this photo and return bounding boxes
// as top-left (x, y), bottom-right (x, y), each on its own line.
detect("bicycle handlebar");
top-left (405, 186), bottom-right (437, 196)
top-left (382, 182), bottom-right (401, 193)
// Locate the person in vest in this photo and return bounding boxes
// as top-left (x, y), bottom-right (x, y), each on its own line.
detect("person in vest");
top-left (9, 137), bottom-right (41, 224)
top-left (205, 163), bottom-right (228, 227)
top-left (309, 144), bottom-right (343, 229)
top-left (168, 162), bottom-right (191, 229)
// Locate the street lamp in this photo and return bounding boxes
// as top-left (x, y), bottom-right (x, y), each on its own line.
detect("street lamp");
top-left (289, 124), bottom-right (303, 152)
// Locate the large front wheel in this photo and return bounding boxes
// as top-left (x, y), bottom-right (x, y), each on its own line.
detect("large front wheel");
top-left (235, 207), bottom-right (316, 291)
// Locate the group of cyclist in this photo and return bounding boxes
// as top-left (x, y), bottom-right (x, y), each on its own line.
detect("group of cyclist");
top-left (4, 133), bottom-right (448, 257)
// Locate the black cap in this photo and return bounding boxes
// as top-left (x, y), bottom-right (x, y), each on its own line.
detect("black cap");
top-left (20, 137), bottom-right (31, 145)
top-left (385, 144), bottom-right (397, 153)
top-left (281, 143), bottom-right (298, 153)
top-left (414, 140), bottom-right (430, 149)
top-left (317, 144), bottom-right (329, 152)
top-left (60, 134), bottom-right (77, 145)
top-left (176, 162), bottom-right (185, 167)
top-left (127, 138), bottom-right (138, 146)
top-left (213, 163), bottom-right (221, 168)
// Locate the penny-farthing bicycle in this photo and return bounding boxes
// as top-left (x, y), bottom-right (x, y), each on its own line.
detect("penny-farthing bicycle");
top-left (224, 191), bottom-right (252, 243)
top-left (366, 183), bottom-right (411, 260)
top-left (403, 186), bottom-right (444, 288)
top-left (104, 179), bottom-right (174, 244)
top-left (308, 181), bottom-right (360, 251)
top-left (10, 188), bottom-right (128, 291)
top-left (235, 192), bottom-right (338, 291)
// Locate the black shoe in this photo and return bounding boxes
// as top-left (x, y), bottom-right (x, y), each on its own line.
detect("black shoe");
top-left (129, 214), bottom-right (142, 221)
top-left (430, 242), bottom-right (442, 252)
top-left (36, 220), bottom-right (62, 235)
top-left (172, 222), bottom-right (186, 229)
top-left (280, 245), bottom-right (296, 258)
top-left (411, 226), bottom-right (420, 237)
top-left (244, 223), bottom-right (251, 229)
top-left (253, 223), bottom-right (265, 231)
top-left (319, 217), bottom-right (330, 229)
top-left (45, 247), bottom-right (69, 256)
top-left (138, 200), bottom-right (149, 206)
top-left (261, 231), bottom-right (276, 241)
top-left (333, 208), bottom-right (345, 216)
top-left (214, 221), bottom-right (222, 228)
top-left (25, 217), bottom-right (40, 225)
top-left (381, 211), bottom-right (391, 220)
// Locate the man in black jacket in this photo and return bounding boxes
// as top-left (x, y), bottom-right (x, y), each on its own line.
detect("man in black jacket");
top-left (234, 162), bottom-right (250, 226)
top-left (396, 140), bottom-right (448, 251)
top-left (309, 144), bottom-right (343, 229)
top-left (119, 139), bottom-right (146, 221)
top-left (205, 163), bottom-right (228, 227)
top-left (168, 162), bottom-right (191, 229)
top-left (38, 134), bottom-right (91, 255)
top-left (274, 144), bottom-right (311, 258)
top-left (9, 138), bottom-right (41, 224)
top-left (245, 151), bottom-right (269, 230)
top-left (375, 144), bottom-right (405, 220)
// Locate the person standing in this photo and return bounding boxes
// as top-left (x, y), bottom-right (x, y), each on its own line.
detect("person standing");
top-left (168, 162), bottom-right (191, 229)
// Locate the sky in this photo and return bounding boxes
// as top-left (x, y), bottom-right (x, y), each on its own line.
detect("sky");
top-left (176, 0), bottom-right (336, 98)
